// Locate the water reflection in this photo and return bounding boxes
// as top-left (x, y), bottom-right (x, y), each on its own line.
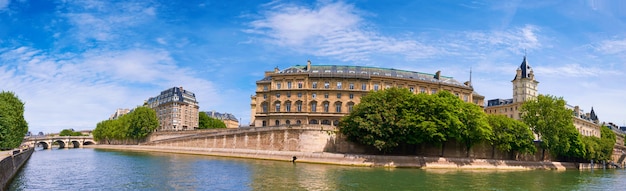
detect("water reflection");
top-left (9, 148), bottom-right (626, 191)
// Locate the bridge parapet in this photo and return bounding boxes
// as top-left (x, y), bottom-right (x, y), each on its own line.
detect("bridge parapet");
top-left (25, 136), bottom-right (96, 149)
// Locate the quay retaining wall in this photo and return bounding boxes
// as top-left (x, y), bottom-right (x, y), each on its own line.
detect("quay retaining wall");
top-left (0, 148), bottom-right (34, 190)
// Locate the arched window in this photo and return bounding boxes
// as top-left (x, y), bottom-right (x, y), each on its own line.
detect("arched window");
top-left (323, 101), bottom-right (329, 113)
top-left (309, 119), bottom-right (318, 124)
top-left (262, 120), bottom-right (267, 127)
top-left (347, 102), bottom-right (355, 112)
top-left (275, 120), bottom-right (280, 126)
top-left (296, 101), bottom-right (303, 112)
top-left (286, 120), bottom-right (291, 125)
top-left (285, 101), bottom-right (292, 112)
top-left (296, 120), bottom-right (301, 125)
top-left (262, 102), bottom-right (268, 113)
top-left (335, 102), bottom-right (342, 113)
top-left (321, 120), bottom-right (331, 125)
top-left (333, 120), bottom-right (339, 126)
top-left (310, 101), bottom-right (317, 112)
top-left (274, 101), bottom-right (281, 112)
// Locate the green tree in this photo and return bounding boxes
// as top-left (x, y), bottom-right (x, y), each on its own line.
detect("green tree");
top-left (198, 112), bottom-right (227, 129)
top-left (59, 129), bottom-right (84, 136)
top-left (126, 107), bottom-right (159, 139)
top-left (520, 94), bottom-right (584, 159)
top-left (340, 87), bottom-right (417, 152)
top-left (0, 91), bottom-right (28, 150)
top-left (598, 126), bottom-right (616, 161)
top-left (93, 106), bottom-right (159, 144)
top-left (487, 115), bottom-right (536, 155)
top-left (441, 92), bottom-right (492, 157)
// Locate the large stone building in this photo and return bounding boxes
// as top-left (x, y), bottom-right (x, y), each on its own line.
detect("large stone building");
top-left (250, 61), bottom-right (484, 127)
top-left (484, 56), bottom-right (601, 138)
top-left (203, 111), bottom-right (240, 128)
top-left (109, 108), bottom-right (130, 120)
top-left (146, 87), bottom-right (199, 131)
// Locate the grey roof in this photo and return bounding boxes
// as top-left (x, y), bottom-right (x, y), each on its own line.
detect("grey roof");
top-left (262, 64), bottom-right (469, 87)
top-left (486, 98), bottom-right (513, 106)
top-left (514, 56), bottom-right (533, 80)
top-left (203, 111), bottom-right (238, 121)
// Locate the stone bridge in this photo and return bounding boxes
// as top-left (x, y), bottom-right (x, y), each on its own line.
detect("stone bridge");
top-left (25, 136), bottom-right (97, 149)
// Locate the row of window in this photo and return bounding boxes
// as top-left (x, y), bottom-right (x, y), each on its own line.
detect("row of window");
top-left (265, 92), bottom-right (356, 99)
top-left (261, 101), bottom-right (355, 113)
top-left (261, 119), bottom-right (340, 127)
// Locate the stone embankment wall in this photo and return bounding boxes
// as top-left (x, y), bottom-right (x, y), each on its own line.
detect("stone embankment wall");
top-left (0, 148), bottom-right (34, 190)
top-left (143, 125), bottom-right (553, 162)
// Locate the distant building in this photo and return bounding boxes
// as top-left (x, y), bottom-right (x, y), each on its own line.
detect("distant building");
top-left (146, 87), bottom-right (199, 131)
top-left (485, 56), bottom-right (600, 138)
top-left (109, 108), bottom-right (130, 120)
top-left (203, 111), bottom-right (239, 128)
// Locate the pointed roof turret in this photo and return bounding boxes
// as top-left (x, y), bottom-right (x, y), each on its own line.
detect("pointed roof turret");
top-left (514, 56), bottom-right (533, 80)
top-left (590, 107), bottom-right (598, 121)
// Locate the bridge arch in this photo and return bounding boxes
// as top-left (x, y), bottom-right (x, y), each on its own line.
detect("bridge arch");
top-left (53, 140), bottom-right (66, 149)
top-left (37, 141), bottom-right (50, 149)
top-left (83, 141), bottom-right (96, 145)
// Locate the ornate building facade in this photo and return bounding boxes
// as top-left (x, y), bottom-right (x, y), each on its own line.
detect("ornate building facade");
top-left (250, 61), bottom-right (484, 127)
top-left (147, 87), bottom-right (199, 131)
top-left (484, 57), bottom-right (600, 138)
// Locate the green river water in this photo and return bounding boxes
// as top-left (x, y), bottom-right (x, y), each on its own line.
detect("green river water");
top-left (7, 148), bottom-right (625, 190)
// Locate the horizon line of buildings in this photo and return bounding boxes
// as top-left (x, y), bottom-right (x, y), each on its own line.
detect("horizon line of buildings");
top-left (249, 58), bottom-right (623, 140)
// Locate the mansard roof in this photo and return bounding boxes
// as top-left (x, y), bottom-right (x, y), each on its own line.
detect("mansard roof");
top-left (272, 64), bottom-right (469, 88)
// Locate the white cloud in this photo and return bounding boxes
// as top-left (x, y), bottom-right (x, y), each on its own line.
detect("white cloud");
top-left (0, 46), bottom-right (219, 133)
top-left (61, 0), bottom-right (157, 42)
top-left (0, 0), bottom-right (9, 10)
top-left (246, 1), bottom-right (440, 62)
top-left (535, 63), bottom-right (621, 78)
top-left (596, 38), bottom-right (626, 54)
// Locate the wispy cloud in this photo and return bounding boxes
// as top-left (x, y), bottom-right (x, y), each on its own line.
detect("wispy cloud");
top-left (245, 1), bottom-right (441, 62)
top-left (595, 38), bottom-right (626, 54)
top-left (0, 0), bottom-right (9, 11)
top-left (61, 0), bottom-right (158, 42)
top-left (0, 46), bottom-right (218, 133)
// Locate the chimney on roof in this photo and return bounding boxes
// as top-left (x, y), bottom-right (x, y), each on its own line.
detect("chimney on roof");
top-left (574, 106), bottom-right (580, 116)
top-left (274, 67), bottom-right (280, 73)
top-left (435, 71), bottom-right (441, 80)
top-left (307, 60), bottom-right (311, 71)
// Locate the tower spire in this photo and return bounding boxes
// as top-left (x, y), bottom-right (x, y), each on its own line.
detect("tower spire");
top-left (469, 67), bottom-right (473, 87)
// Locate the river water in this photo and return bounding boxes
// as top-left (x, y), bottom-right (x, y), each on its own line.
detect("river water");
top-left (7, 148), bottom-right (626, 190)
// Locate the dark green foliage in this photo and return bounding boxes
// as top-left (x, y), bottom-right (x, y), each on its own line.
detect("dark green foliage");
top-left (59, 129), bottom-right (84, 136)
top-left (198, 112), bottom-right (226, 129)
top-left (520, 94), bottom-right (585, 159)
top-left (93, 106), bottom-right (159, 143)
top-left (582, 126), bottom-right (616, 161)
top-left (487, 115), bottom-right (536, 154)
top-left (0, 91), bottom-right (29, 149)
top-left (339, 88), bottom-right (492, 153)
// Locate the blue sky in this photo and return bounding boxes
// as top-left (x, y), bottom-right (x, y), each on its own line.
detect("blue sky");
top-left (1, 0), bottom-right (626, 134)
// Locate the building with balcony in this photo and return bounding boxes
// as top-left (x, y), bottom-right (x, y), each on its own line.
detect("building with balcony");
top-left (146, 87), bottom-right (199, 131)
top-left (203, 111), bottom-right (240, 128)
top-left (485, 56), bottom-right (601, 138)
top-left (250, 60), bottom-right (484, 127)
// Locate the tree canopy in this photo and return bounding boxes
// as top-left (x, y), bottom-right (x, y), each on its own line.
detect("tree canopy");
top-left (93, 106), bottom-right (159, 143)
top-left (487, 115), bottom-right (536, 154)
top-left (520, 94), bottom-right (586, 159)
top-left (198, 112), bottom-right (227, 129)
top-left (339, 88), bottom-right (492, 153)
top-left (0, 91), bottom-right (29, 150)
top-left (59, 129), bottom-right (85, 136)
